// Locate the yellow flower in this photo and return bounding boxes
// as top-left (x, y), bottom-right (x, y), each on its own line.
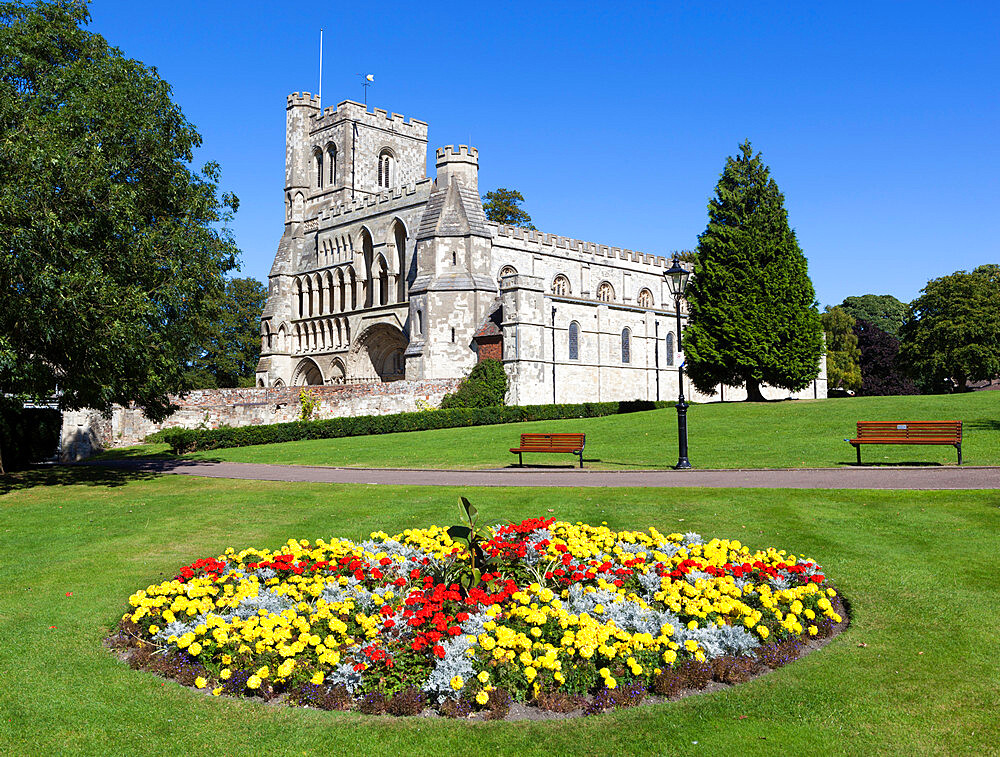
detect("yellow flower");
top-left (450, 675), bottom-right (464, 691)
top-left (148, 625), bottom-right (160, 635)
top-left (247, 675), bottom-right (262, 690)
top-left (757, 626), bottom-right (770, 639)
top-left (195, 677), bottom-right (207, 689)
top-left (188, 642), bottom-right (202, 656)
top-left (808, 625), bottom-right (818, 636)
top-left (221, 654), bottom-right (232, 665)
top-left (477, 671), bottom-right (490, 684)
top-left (256, 666), bottom-right (270, 679)
top-left (684, 640), bottom-right (698, 653)
top-left (311, 671), bottom-right (325, 685)
top-left (212, 687), bottom-right (223, 696)
top-left (475, 691), bottom-right (489, 706)
top-left (220, 668), bottom-right (232, 680)
top-left (524, 667), bottom-right (537, 682)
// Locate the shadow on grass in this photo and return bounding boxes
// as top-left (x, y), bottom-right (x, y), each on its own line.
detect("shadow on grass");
top-left (505, 463), bottom-right (580, 469)
top-left (0, 463), bottom-right (161, 495)
top-left (967, 419), bottom-right (1000, 431)
top-left (839, 460), bottom-right (946, 467)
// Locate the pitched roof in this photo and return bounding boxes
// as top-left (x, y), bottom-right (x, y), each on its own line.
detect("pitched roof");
top-left (473, 298), bottom-right (503, 339)
top-left (417, 176), bottom-right (491, 240)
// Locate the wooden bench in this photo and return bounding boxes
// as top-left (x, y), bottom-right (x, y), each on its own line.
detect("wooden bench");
top-left (847, 421), bottom-right (963, 465)
top-left (510, 433), bottom-right (586, 468)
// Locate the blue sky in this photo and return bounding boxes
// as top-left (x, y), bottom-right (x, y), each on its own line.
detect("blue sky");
top-left (87, 1), bottom-right (999, 308)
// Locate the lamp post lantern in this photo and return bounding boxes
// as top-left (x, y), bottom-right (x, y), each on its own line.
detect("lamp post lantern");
top-left (664, 256), bottom-right (692, 469)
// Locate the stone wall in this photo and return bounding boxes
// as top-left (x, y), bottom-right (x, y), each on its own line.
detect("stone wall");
top-left (59, 378), bottom-right (461, 461)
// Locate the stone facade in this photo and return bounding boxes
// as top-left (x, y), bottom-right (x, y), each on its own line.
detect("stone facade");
top-left (257, 92), bottom-right (827, 404)
top-left (58, 379), bottom-right (462, 460)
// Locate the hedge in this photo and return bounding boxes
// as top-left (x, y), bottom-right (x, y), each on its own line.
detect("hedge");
top-left (154, 400), bottom-right (674, 454)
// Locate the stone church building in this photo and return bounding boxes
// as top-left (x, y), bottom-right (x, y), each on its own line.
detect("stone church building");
top-left (256, 93), bottom-right (826, 404)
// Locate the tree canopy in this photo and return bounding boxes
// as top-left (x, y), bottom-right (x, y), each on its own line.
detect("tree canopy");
top-left (821, 306), bottom-right (861, 392)
top-left (683, 141), bottom-right (823, 401)
top-left (184, 278), bottom-right (266, 389)
top-left (0, 1), bottom-right (239, 422)
top-left (853, 319), bottom-right (917, 396)
top-left (839, 294), bottom-right (908, 337)
top-left (899, 265), bottom-right (1000, 391)
top-left (482, 188), bottom-right (535, 228)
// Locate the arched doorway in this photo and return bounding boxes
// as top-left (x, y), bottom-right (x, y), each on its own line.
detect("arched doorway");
top-left (292, 357), bottom-right (324, 386)
top-left (348, 323), bottom-right (407, 382)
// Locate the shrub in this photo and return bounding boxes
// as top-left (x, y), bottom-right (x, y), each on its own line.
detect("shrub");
top-left (440, 359), bottom-right (508, 408)
top-left (154, 399), bottom-right (673, 454)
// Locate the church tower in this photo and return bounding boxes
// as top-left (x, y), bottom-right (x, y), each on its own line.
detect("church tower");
top-left (405, 146), bottom-right (497, 379)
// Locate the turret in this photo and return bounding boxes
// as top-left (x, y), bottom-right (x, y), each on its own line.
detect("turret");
top-left (285, 92), bottom-right (321, 224)
top-left (435, 145), bottom-right (479, 192)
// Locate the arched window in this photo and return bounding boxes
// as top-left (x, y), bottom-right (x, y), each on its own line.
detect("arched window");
top-left (378, 149), bottom-right (395, 189)
top-left (568, 321), bottom-right (580, 361)
top-left (327, 145), bottom-right (337, 186)
top-left (621, 328), bottom-right (631, 364)
top-left (552, 274), bottom-right (570, 296)
top-left (597, 281), bottom-right (614, 302)
top-left (637, 288), bottom-right (653, 308)
top-left (665, 332), bottom-right (675, 366)
top-left (416, 309), bottom-right (423, 335)
top-left (314, 149), bottom-right (324, 189)
top-left (498, 265), bottom-right (517, 281)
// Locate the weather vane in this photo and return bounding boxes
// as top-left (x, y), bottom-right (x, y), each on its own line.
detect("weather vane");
top-left (360, 73), bottom-right (374, 106)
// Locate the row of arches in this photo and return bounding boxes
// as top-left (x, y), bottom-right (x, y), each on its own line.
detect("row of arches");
top-left (566, 322), bottom-right (675, 365)
top-left (500, 267), bottom-right (656, 308)
top-left (319, 234), bottom-right (353, 265)
top-left (261, 319), bottom-right (352, 354)
top-left (293, 222), bottom-right (408, 317)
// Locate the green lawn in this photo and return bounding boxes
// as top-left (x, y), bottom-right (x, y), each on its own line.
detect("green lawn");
top-left (167, 391), bottom-right (1000, 470)
top-left (1, 468), bottom-right (998, 755)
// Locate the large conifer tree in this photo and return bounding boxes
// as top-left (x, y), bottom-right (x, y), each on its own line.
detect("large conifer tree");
top-left (683, 141), bottom-right (823, 401)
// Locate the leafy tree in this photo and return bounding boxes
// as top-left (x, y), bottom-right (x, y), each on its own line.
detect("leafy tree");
top-left (440, 359), bottom-right (508, 408)
top-left (899, 265), bottom-right (1000, 392)
top-left (185, 278), bottom-right (267, 388)
top-left (853, 319), bottom-right (917, 396)
top-left (482, 188), bottom-right (535, 228)
top-left (0, 0), bottom-right (239, 471)
top-left (839, 294), bottom-right (908, 337)
top-left (683, 141), bottom-right (823, 401)
top-left (821, 306), bottom-right (861, 392)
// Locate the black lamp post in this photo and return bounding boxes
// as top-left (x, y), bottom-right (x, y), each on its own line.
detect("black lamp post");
top-left (664, 256), bottom-right (692, 469)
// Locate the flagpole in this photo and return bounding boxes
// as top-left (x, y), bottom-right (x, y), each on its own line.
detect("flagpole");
top-left (318, 28), bottom-right (323, 107)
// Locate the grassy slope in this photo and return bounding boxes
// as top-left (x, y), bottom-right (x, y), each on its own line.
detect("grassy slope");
top-left (1, 469), bottom-right (998, 755)
top-left (180, 391), bottom-right (1000, 470)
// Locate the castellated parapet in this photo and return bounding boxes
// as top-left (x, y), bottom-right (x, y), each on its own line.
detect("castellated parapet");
top-left (310, 99), bottom-right (428, 140)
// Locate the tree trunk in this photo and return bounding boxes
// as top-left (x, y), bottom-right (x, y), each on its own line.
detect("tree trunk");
top-left (745, 377), bottom-right (767, 402)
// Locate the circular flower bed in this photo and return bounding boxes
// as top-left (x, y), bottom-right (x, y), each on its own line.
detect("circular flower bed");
top-left (114, 515), bottom-right (844, 717)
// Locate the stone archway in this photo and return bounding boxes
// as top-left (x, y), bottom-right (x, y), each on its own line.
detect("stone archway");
top-left (348, 323), bottom-right (407, 382)
top-left (292, 357), bottom-right (324, 386)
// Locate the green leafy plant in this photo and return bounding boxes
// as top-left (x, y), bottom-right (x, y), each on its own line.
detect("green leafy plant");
top-left (298, 389), bottom-right (321, 421)
top-left (445, 497), bottom-right (501, 594)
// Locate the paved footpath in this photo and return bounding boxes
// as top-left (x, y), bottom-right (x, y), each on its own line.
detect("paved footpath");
top-left (86, 459), bottom-right (1000, 489)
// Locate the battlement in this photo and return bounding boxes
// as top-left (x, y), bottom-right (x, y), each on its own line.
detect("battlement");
top-left (308, 178), bottom-right (433, 227)
top-left (436, 145), bottom-right (478, 162)
top-left (307, 99), bottom-right (428, 138)
top-left (492, 224), bottom-right (670, 270)
top-left (287, 92), bottom-right (321, 109)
